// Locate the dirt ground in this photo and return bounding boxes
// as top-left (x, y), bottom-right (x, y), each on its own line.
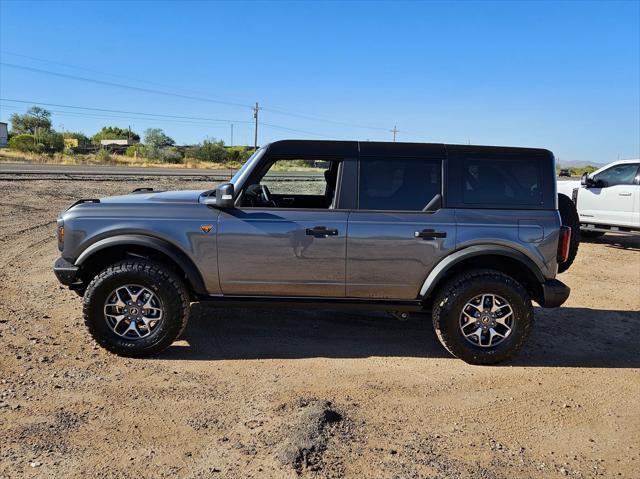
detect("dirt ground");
top-left (0, 176), bottom-right (638, 479)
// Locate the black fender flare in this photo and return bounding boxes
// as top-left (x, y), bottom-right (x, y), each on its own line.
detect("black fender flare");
top-left (419, 245), bottom-right (545, 299)
top-left (75, 234), bottom-right (207, 294)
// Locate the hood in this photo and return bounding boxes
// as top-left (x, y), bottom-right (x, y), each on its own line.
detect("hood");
top-left (557, 179), bottom-right (581, 196)
top-left (99, 189), bottom-right (206, 204)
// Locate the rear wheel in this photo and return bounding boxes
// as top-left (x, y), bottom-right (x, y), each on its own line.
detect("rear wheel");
top-left (558, 194), bottom-right (580, 273)
top-left (432, 269), bottom-right (533, 365)
top-left (83, 259), bottom-right (190, 357)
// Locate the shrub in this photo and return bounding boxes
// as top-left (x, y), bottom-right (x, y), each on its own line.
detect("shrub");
top-left (125, 144), bottom-right (146, 157)
top-left (9, 134), bottom-right (36, 152)
top-left (95, 148), bottom-right (112, 162)
top-left (188, 139), bottom-right (228, 163)
top-left (156, 147), bottom-right (183, 164)
top-left (226, 146), bottom-right (252, 164)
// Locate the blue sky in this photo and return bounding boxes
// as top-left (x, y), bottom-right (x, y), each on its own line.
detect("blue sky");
top-left (1, 0), bottom-right (638, 164)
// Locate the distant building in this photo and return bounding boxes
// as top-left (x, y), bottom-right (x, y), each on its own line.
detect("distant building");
top-left (0, 122), bottom-right (8, 147)
top-left (100, 138), bottom-right (136, 146)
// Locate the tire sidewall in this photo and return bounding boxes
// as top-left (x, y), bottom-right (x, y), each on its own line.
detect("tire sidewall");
top-left (84, 266), bottom-right (186, 356)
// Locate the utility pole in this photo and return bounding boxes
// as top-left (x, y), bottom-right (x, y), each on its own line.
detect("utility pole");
top-left (253, 102), bottom-right (261, 150)
top-left (230, 124), bottom-right (234, 147)
top-left (391, 126), bottom-right (399, 142)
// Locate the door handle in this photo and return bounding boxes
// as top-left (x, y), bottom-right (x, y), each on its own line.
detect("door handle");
top-left (414, 229), bottom-right (447, 240)
top-left (306, 226), bottom-right (339, 238)
top-left (618, 193), bottom-right (632, 197)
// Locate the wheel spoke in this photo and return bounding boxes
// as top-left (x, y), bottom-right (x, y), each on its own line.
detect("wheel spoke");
top-left (103, 284), bottom-right (164, 340)
top-left (495, 311), bottom-right (513, 326)
top-left (489, 328), bottom-right (505, 346)
top-left (124, 320), bottom-right (142, 338)
top-left (459, 293), bottom-right (514, 349)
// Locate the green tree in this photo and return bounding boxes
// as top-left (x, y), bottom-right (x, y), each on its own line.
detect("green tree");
top-left (9, 106), bottom-right (52, 135)
top-left (91, 126), bottom-right (140, 145)
top-left (38, 130), bottom-right (65, 152)
top-left (143, 128), bottom-right (175, 148)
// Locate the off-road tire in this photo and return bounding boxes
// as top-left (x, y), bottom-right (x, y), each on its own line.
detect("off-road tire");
top-left (83, 259), bottom-right (190, 357)
top-left (581, 230), bottom-right (605, 239)
top-left (432, 269), bottom-right (533, 365)
top-left (558, 193), bottom-right (580, 273)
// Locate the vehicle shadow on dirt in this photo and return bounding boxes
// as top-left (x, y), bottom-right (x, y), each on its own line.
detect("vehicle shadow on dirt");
top-left (159, 305), bottom-right (640, 368)
top-left (582, 234), bottom-right (640, 252)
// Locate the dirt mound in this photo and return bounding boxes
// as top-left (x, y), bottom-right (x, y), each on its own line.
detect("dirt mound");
top-left (277, 399), bottom-right (346, 473)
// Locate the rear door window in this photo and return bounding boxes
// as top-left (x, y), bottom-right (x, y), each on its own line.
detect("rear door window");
top-left (461, 158), bottom-right (542, 206)
top-left (358, 158), bottom-right (441, 211)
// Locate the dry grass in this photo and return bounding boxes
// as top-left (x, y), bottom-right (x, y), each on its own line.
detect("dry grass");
top-left (0, 148), bottom-right (240, 170)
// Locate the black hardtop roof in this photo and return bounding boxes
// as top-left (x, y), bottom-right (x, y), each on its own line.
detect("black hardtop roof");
top-left (265, 139), bottom-right (553, 159)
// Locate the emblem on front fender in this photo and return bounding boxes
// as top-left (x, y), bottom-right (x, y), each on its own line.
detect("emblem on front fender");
top-left (200, 224), bottom-right (213, 234)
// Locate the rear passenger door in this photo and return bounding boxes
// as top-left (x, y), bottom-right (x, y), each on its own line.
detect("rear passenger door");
top-left (346, 153), bottom-right (456, 299)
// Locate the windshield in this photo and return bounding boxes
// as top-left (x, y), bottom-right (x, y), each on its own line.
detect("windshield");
top-left (230, 147), bottom-right (266, 185)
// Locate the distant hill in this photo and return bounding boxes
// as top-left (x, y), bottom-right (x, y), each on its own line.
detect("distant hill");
top-left (558, 159), bottom-right (606, 168)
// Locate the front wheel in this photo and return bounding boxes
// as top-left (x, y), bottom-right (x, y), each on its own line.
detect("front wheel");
top-left (432, 269), bottom-right (533, 365)
top-left (83, 259), bottom-right (190, 357)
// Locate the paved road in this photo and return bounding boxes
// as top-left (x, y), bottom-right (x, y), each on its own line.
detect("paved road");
top-left (0, 162), bottom-right (323, 178)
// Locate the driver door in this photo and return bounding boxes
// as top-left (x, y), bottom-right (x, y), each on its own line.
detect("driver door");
top-left (579, 163), bottom-right (639, 227)
top-left (216, 159), bottom-right (348, 297)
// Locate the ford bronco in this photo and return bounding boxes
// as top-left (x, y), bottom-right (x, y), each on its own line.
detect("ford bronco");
top-left (54, 140), bottom-right (572, 364)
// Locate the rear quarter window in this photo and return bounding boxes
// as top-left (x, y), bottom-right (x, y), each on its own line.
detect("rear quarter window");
top-left (460, 158), bottom-right (543, 207)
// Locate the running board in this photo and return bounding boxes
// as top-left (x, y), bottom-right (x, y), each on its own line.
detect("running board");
top-left (198, 295), bottom-right (424, 312)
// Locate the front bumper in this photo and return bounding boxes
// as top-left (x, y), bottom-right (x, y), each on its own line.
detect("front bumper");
top-left (539, 279), bottom-right (570, 308)
top-left (53, 257), bottom-right (80, 287)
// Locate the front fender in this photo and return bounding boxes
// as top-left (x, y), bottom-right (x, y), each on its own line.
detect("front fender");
top-left (75, 234), bottom-right (207, 295)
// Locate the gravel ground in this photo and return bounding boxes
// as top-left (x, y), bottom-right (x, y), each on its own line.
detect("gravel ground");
top-left (0, 176), bottom-right (639, 479)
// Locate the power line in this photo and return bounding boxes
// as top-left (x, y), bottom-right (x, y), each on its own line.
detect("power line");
top-left (0, 50), bottom-right (256, 110)
top-left (0, 62), bottom-right (254, 109)
top-left (0, 98), bottom-right (252, 124)
top-left (0, 99), bottom-right (343, 140)
top-left (0, 58), bottom-right (397, 134)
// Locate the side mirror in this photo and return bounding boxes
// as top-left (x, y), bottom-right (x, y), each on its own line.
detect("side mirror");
top-left (580, 172), bottom-right (589, 186)
top-left (214, 183), bottom-right (235, 208)
top-left (581, 173), bottom-right (598, 188)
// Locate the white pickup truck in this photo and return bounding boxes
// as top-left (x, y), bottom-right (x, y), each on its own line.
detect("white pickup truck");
top-left (557, 159), bottom-right (640, 238)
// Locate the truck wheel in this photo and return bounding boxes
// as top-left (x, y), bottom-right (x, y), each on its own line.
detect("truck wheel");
top-left (431, 269), bottom-right (533, 365)
top-left (558, 194), bottom-right (580, 273)
top-left (83, 259), bottom-right (190, 357)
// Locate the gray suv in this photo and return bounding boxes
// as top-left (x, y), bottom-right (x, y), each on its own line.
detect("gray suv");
top-left (54, 140), bottom-right (571, 364)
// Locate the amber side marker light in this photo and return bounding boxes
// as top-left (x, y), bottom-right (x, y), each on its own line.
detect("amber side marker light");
top-left (58, 225), bottom-right (65, 244)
